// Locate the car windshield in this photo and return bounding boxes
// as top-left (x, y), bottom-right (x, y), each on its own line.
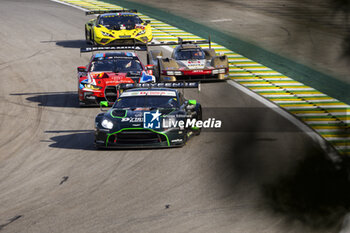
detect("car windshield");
top-left (99, 15), bottom-right (142, 27)
top-left (89, 59), bottom-right (143, 72)
top-left (113, 96), bottom-right (178, 108)
top-left (175, 49), bottom-right (205, 60)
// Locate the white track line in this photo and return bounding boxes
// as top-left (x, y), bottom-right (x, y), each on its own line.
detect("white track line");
top-left (227, 80), bottom-right (340, 163)
top-left (51, 0), bottom-right (89, 12)
top-left (209, 19), bottom-right (233, 23)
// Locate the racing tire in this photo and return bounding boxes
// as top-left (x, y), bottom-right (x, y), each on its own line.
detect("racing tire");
top-left (85, 28), bottom-right (89, 44)
top-left (194, 128), bottom-right (201, 136)
top-left (146, 53), bottom-right (150, 65)
top-left (90, 30), bottom-right (97, 45)
top-left (156, 59), bottom-right (161, 82)
top-left (182, 131), bottom-right (188, 145)
top-left (86, 29), bottom-right (94, 45)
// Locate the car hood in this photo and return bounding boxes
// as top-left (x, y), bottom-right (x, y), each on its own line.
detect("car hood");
top-left (97, 24), bottom-right (146, 35)
top-left (105, 108), bottom-right (180, 130)
top-left (88, 72), bottom-right (134, 86)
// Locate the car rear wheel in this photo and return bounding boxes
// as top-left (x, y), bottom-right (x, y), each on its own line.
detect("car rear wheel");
top-left (91, 30), bottom-right (98, 45)
top-left (85, 28), bottom-right (88, 42)
top-left (156, 60), bottom-right (161, 82)
top-left (85, 28), bottom-right (93, 45)
top-left (86, 30), bottom-right (95, 45)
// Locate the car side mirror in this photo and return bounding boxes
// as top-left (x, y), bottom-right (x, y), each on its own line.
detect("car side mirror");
top-left (77, 66), bottom-right (87, 72)
top-left (186, 100), bottom-right (196, 111)
top-left (145, 20), bottom-right (151, 24)
top-left (188, 100), bottom-right (197, 105)
top-left (146, 64), bottom-right (154, 70)
top-left (145, 65), bottom-right (154, 75)
top-left (100, 101), bottom-right (109, 112)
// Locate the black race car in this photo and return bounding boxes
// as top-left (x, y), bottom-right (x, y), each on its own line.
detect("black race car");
top-left (94, 83), bottom-right (202, 148)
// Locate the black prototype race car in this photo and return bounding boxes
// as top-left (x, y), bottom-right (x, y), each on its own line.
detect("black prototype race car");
top-left (94, 83), bottom-right (202, 148)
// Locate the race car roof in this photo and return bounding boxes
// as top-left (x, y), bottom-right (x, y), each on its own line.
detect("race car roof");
top-left (100, 13), bottom-right (138, 17)
top-left (92, 52), bottom-right (137, 60)
top-left (177, 44), bottom-right (201, 49)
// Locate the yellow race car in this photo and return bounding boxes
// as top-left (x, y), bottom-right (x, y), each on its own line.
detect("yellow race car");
top-left (85, 10), bottom-right (152, 45)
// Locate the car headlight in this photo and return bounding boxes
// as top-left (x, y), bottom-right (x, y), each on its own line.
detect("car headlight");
top-left (212, 69), bottom-right (219, 74)
top-left (101, 31), bottom-right (114, 37)
top-left (101, 119), bottom-right (114, 129)
top-left (84, 84), bottom-right (102, 90)
top-left (136, 30), bottom-right (146, 37)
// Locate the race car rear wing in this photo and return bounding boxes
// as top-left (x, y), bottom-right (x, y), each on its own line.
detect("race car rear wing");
top-left (117, 82), bottom-right (200, 90)
top-left (115, 82), bottom-right (201, 103)
top-left (80, 36), bottom-right (212, 53)
top-left (85, 9), bottom-right (137, 15)
top-left (80, 45), bottom-right (147, 53)
top-left (147, 37), bottom-right (212, 49)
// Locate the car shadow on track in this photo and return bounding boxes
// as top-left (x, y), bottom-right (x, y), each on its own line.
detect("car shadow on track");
top-left (45, 130), bottom-right (96, 151)
top-left (45, 130), bottom-right (172, 151)
top-left (40, 40), bottom-right (88, 49)
top-left (10, 91), bottom-right (80, 108)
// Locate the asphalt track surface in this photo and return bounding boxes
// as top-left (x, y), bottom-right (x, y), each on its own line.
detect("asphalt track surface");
top-left (0, 0), bottom-right (349, 232)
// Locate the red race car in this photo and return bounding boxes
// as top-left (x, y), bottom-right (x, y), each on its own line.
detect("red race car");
top-left (78, 51), bottom-right (155, 106)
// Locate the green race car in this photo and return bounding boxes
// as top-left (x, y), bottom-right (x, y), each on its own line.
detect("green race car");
top-left (85, 10), bottom-right (152, 45)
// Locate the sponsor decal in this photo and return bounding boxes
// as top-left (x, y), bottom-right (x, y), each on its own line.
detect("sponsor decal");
top-left (85, 95), bottom-right (96, 100)
top-left (120, 91), bottom-right (176, 97)
top-left (142, 110), bottom-right (222, 130)
top-left (81, 46), bottom-right (146, 52)
top-left (162, 117), bottom-right (221, 129)
top-left (141, 111), bottom-right (222, 130)
top-left (121, 117), bottom-right (143, 122)
top-left (171, 139), bottom-right (183, 143)
top-left (143, 110), bottom-right (161, 129)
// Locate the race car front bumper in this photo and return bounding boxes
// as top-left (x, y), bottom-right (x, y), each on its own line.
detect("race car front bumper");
top-left (79, 85), bottom-right (120, 106)
top-left (95, 35), bottom-right (152, 45)
top-left (161, 68), bottom-right (229, 81)
top-left (94, 127), bottom-right (186, 149)
top-left (79, 89), bottom-right (106, 106)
